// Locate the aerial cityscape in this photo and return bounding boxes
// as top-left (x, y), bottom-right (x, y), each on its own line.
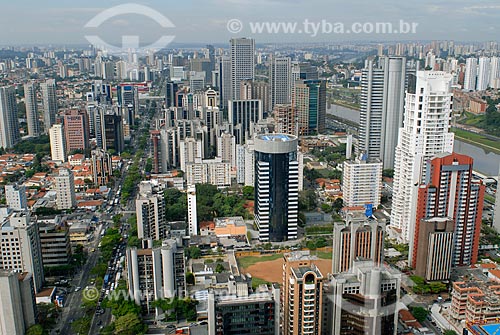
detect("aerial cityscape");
top-left (0, 1), bottom-right (500, 335)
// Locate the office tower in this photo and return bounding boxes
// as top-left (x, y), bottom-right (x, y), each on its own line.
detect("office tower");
top-left (240, 79), bottom-right (254, 100)
top-left (391, 71), bottom-right (454, 243)
top-left (0, 87), bottom-right (20, 148)
top-left (38, 223), bottom-right (71, 267)
top-left (208, 280), bottom-right (280, 335)
top-left (216, 56), bottom-right (231, 109)
top-left (411, 153), bottom-right (485, 275)
top-left (0, 211), bottom-right (44, 293)
top-left (91, 149), bottom-right (112, 186)
top-left (102, 108), bottom-right (124, 154)
top-left (0, 270), bottom-right (37, 335)
top-left (476, 57), bottom-right (491, 90)
top-left (187, 186), bottom-right (198, 236)
top-left (63, 109), bottom-right (89, 153)
top-left (291, 62), bottom-right (319, 83)
top-left (189, 71), bottom-right (206, 92)
top-left (269, 56), bottom-right (292, 108)
top-left (489, 57), bottom-right (500, 89)
top-left (150, 130), bottom-right (161, 174)
top-left (293, 80), bottom-right (326, 135)
top-left (216, 132), bottom-right (236, 167)
top-left (116, 84), bottom-right (138, 129)
top-left (228, 99), bottom-right (263, 144)
top-left (412, 217), bottom-right (454, 281)
top-left (136, 182), bottom-right (167, 240)
top-left (91, 80), bottom-right (112, 104)
top-left (464, 57), bottom-right (478, 90)
top-left (41, 79), bottom-right (57, 132)
top-left (273, 104), bottom-right (296, 136)
top-left (230, 38), bottom-right (255, 100)
top-left (495, 166), bottom-right (500, 232)
top-left (342, 155), bottom-right (383, 208)
top-left (55, 168), bottom-right (76, 210)
top-left (5, 184), bottom-right (27, 211)
top-left (127, 239), bottom-right (186, 314)
top-left (332, 212), bottom-right (385, 274)
top-left (254, 134), bottom-right (299, 242)
top-left (179, 137), bottom-right (204, 172)
top-left (165, 81), bottom-right (179, 108)
top-left (190, 58), bottom-right (212, 83)
top-left (282, 251), bottom-right (324, 335)
top-left (49, 124), bottom-right (66, 163)
top-left (252, 81), bottom-right (270, 113)
top-left (24, 82), bottom-right (41, 137)
top-left (358, 57), bottom-right (407, 169)
top-left (327, 261), bottom-right (400, 335)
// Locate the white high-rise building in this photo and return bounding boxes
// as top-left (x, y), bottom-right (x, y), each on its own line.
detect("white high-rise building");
top-left (187, 186), bottom-right (198, 236)
top-left (49, 124), bottom-right (66, 163)
top-left (0, 87), bottom-right (20, 148)
top-left (55, 168), bottom-right (76, 210)
top-left (179, 137), bottom-right (204, 172)
top-left (230, 38), bottom-right (255, 100)
top-left (236, 140), bottom-right (255, 186)
top-left (390, 71), bottom-right (454, 243)
top-left (5, 184), bottom-right (27, 210)
top-left (342, 156), bottom-right (383, 208)
top-left (358, 57), bottom-right (408, 169)
top-left (217, 132), bottom-right (236, 168)
top-left (0, 211), bottom-right (44, 293)
top-left (135, 181), bottom-right (167, 240)
top-left (489, 57), bottom-right (500, 89)
top-left (185, 158), bottom-right (231, 187)
top-left (494, 165), bottom-right (500, 232)
top-left (24, 82), bottom-right (41, 137)
top-left (464, 57), bottom-right (478, 90)
top-left (269, 55), bottom-right (292, 108)
top-left (126, 239), bottom-right (186, 315)
top-left (0, 270), bottom-right (37, 335)
top-left (476, 57), bottom-right (491, 91)
top-left (41, 79), bottom-right (57, 133)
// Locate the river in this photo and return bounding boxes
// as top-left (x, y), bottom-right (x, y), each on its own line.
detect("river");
top-left (327, 104), bottom-right (500, 176)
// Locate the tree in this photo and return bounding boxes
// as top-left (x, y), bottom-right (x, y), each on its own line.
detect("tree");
top-left (186, 246), bottom-right (201, 259)
top-left (410, 306), bottom-right (429, 322)
top-left (299, 189), bottom-right (317, 211)
top-left (114, 313), bottom-right (147, 335)
top-left (186, 272), bottom-right (195, 285)
top-left (242, 186), bottom-right (254, 200)
top-left (332, 198), bottom-right (344, 212)
top-left (215, 263), bottom-right (225, 273)
top-left (321, 203), bottom-right (332, 213)
top-left (443, 330), bottom-right (457, 335)
top-left (26, 324), bottom-right (47, 335)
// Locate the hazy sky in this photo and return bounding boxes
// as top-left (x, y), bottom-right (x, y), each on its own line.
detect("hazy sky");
top-left (1, 0), bottom-right (499, 45)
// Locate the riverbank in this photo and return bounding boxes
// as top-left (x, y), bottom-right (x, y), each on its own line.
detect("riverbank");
top-left (451, 128), bottom-right (500, 154)
top-left (330, 99), bottom-right (360, 110)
